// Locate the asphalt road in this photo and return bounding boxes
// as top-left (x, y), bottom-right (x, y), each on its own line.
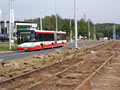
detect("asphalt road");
top-left (0, 40), bottom-right (101, 60)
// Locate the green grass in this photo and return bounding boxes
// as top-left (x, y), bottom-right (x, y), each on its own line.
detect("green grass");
top-left (0, 42), bottom-right (17, 51)
top-left (0, 46), bottom-right (17, 51)
top-left (0, 42), bottom-right (9, 44)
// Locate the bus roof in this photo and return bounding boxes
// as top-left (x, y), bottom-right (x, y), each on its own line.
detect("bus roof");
top-left (34, 30), bottom-right (66, 34)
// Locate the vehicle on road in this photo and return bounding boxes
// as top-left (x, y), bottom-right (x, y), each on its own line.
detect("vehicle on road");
top-left (116, 34), bottom-right (120, 40)
top-left (17, 30), bottom-right (67, 50)
top-left (0, 34), bottom-right (9, 42)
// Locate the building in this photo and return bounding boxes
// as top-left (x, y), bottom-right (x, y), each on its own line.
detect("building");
top-left (0, 21), bottom-right (37, 35)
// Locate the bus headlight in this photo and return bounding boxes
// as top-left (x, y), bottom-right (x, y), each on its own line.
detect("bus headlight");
top-left (18, 45), bottom-right (21, 47)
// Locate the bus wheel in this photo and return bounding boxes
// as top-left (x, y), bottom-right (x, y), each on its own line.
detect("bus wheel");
top-left (62, 42), bottom-right (64, 47)
top-left (40, 44), bottom-right (43, 50)
top-left (51, 43), bottom-right (54, 49)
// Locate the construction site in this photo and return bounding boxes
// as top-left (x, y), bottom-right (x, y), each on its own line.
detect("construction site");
top-left (0, 40), bottom-right (120, 90)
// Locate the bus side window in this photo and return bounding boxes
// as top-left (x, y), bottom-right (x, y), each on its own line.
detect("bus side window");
top-left (35, 33), bottom-right (39, 41)
top-left (60, 34), bottom-right (62, 40)
top-left (57, 34), bottom-right (60, 40)
top-left (39, 34), bottom-right (44, 41)
top-left (62, 34), bottom-right (66, 40)
top-left (51, 34), bottom-right (54, 41)
top-left (44, 34), bottom-right (47, 41)
top-left (45, 34), bottom-right (50, 41)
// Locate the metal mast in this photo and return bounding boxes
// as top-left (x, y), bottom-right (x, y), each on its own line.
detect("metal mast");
top-left (70, 18), bottom-right (73, 42)
top-left (113, 23), bottom-right (116, 39)
top-left (74, 0), bottom-right (78, 48)
top-left (40, 13), bottom-right (43, 30)
top-left (9, 0), bottom-right (12, 50)
top-left (55, 0), bottom-right (58, 32)
top-left (94, 24), bottom-right (96, 40)
top-left (0, 10), bottom-right (2, 34)
top-left (88, 19), bottom-right (91, 40)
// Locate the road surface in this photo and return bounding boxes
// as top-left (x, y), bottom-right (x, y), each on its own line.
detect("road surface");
top-left (0, 41), bottom-right (101, 60)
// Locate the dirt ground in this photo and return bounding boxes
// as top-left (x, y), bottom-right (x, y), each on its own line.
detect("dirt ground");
top-left (90, 52), bottom-right (120, 90)
top-left (29, 40), bottom-right (120, 90)
top-left (0, 41), bottom-right (107, 81)
top-left (0, 40), bottom-right (120, 90)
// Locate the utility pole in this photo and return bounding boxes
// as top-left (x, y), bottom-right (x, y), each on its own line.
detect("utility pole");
top-left (88, 19), bottom-right (91, 40)
top-left (9, 0), bottom-right (12, 50)
top-left (0, 20), bottom-right (1, 34)
top-left (70, 18), bottom-right (72, 42)
top-left (40, 13), bottom-right (43, 30)
top-left (94, 24), bottom-right (96, 40)
top-left (9, 0), bottom-right (14, 50)
top-left (3, 13), bottom-right (7, 35)
top-left (83, 13), bottom-right (86, 21)
top-left (55, 0), bottom-right (58, 32)
top-left (0, 10), bottom-right (2, 34)
top-left (74, 0), bottom-right (78, 48)
top-left (4, 17), bottom-right (7, 35)
top-left (113, 23), bottom-right (116, 39)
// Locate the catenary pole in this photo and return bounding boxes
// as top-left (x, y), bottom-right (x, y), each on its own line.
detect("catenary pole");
top-left (9, 0), bottom-right (12, 50)
top-left (88, 19), bottom-right (91, 40)
top-left (3, 13), bottom-right (7, 35)
top-left (70, 18), bottom-right (72, 42)
top-left (40, 13), bottom-right (43, 30)
top-left (55, 0), bottom-right (58, 32)
top-left (94, 24), bottom-right (96, 40)
top-left (113, 23), bottom-right (116, 39)
top-left (0, 10), bottom-right (2, 34)
top-left (74, 0), bottom-right (78, 48)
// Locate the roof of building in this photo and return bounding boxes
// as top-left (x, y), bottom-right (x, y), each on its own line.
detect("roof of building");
top-left (0, 21), bottom-right (37, 24)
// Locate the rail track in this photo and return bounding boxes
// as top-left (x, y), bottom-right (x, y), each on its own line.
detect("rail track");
top-left (90, 53), bottom-right (120, 90)
top-left (74, 50), bottom-right (119, 90)
top-left (0, 40), bottom-right (119, 90)
top-left (29, 43), bottom-right (119, 90)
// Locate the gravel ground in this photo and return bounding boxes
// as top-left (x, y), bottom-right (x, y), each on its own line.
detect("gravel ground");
top-left (0, 40), bottom-right (120, 90)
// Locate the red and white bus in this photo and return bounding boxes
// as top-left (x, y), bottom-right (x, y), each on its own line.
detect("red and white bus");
top-left (17, 30), bottom-right (67, 50)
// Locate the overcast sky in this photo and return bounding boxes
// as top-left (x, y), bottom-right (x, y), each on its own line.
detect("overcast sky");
top-left (0, 0), bottom-right (120, 23)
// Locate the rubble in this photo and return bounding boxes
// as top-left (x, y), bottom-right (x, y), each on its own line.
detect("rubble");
top-left (75, 47), bottom-right (80, 50)
top-left (55, 50), bottom-right (61, 54)
top-left (0, 77), bottom-right (6, 81)
top-left (33, 55), bottom-right (39, 58)
top-left (0, 40), bottom-right (118, 86)
top-left (23, 68), bottom-right (33, 73)
top-left (13, 63), bottom-right (19, 67)
top-left (24, 62), bottom-right (29, 65)
top-left (37, 56), bottom-right (44, 59)
top-left (68, 47), bottom-right (73, 50)
top-left (2, 62), bottom-right (19, 68)
top-left (90, 51), bottom-right (96, 54)
top-left (0, 60), bottom-right (10, 66)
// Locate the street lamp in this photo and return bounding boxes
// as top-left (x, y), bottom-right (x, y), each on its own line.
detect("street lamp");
top-left (55, 0), bottom-right (58, 32)
top-left (40, 12), bottom-right (43, 30)
top-left (113, 23), bottom-right (116, 39)
top-left (70, 18), bottom-right (73, 42)
top-left (0, 10), bottom-right (2, 34)
top-left (9, 0), bottom-right (14, 50)
top-left (3, 13), bottom-right (7, 35)
top-left (94, 24), bottom-right (96, 40)
top-left (74, 0), bottom-right (78, 48)
top-left (88, 19), bottom-right (91, 40)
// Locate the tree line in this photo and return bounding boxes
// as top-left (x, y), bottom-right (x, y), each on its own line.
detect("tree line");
top-left (25, 15), bottom-right (120, 40)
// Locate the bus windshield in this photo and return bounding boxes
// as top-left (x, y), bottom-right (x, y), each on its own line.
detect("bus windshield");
top-left (17, 31), bottom-right (35, 44)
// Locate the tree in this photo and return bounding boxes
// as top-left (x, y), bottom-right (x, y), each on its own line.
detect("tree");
top-left (25, 15), bottom-right (120, 40)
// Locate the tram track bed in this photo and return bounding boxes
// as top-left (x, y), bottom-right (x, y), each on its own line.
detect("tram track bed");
top-left (29, 43), bottom-right (119, 90)
top-left (0, 40), bottom-right (119, 90)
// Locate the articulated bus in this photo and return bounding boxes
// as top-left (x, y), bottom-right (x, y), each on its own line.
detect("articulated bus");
top-left (17, 30), bottom-right (67, 50)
